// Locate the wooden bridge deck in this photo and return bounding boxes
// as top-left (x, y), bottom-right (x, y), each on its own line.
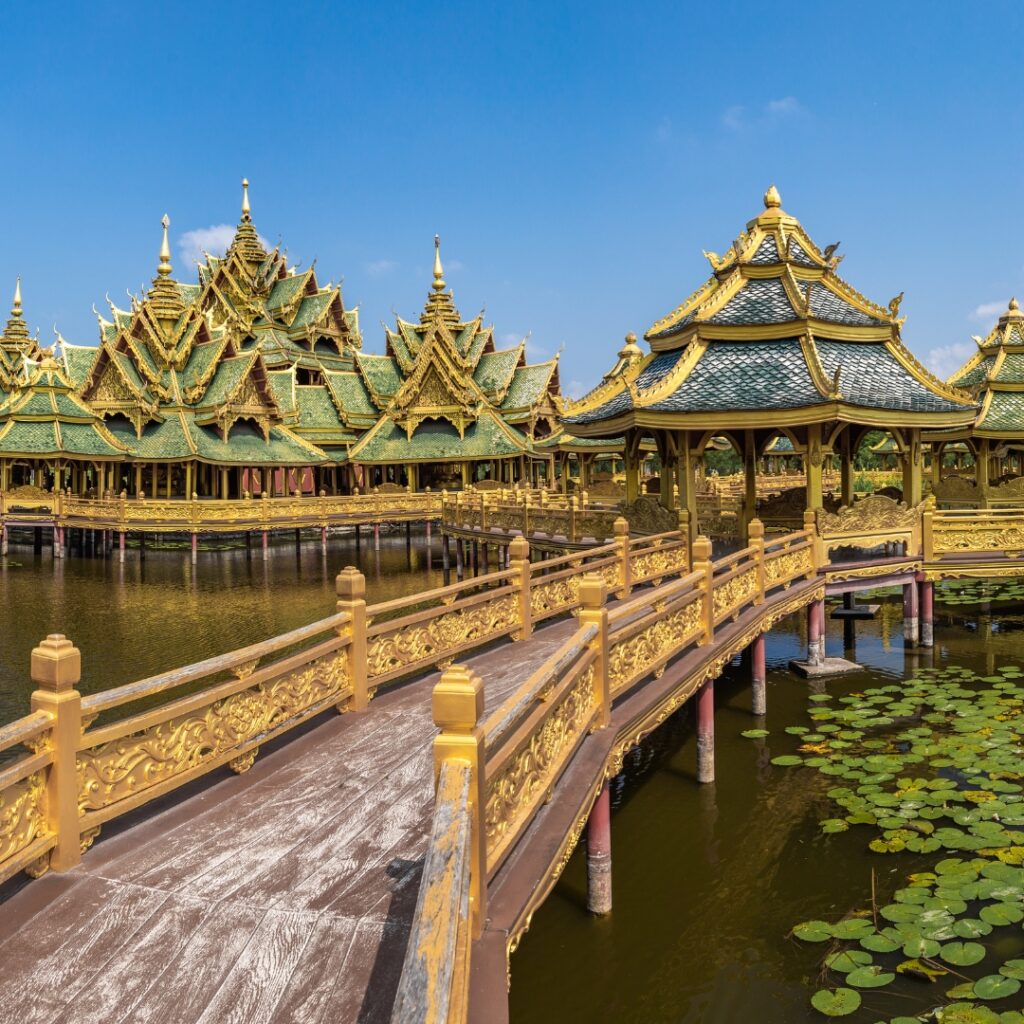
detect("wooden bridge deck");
top-left (0, 619), bottom-right (579, 1024)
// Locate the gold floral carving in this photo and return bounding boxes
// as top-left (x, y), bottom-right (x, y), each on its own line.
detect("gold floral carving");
top-left (78, 651), bottom-right (352, 814)
top-left (366, 594), bottom-right (518, 681)
top-left (817, 494), bottom-right (920, 536)
top-left (608, 599), bottom-right (703, 694)
top-left (0, 770), bottom-right (49, 869)
top-left (763, 548), bottom-right (812, 587)
top-left (630, 545), bottom-right (688, 583)
top-left (932, 524), bottom-right (1024, 555)
top-left (228, 748), bottom-right (258, 774)
top-left (712, 566), bottom-right (759, 620)
top-left (484, 665), bottom-right (595, 869)
top-left (530, 577), bottom-right (578, 619)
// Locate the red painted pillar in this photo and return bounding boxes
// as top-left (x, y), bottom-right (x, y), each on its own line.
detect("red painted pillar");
top-left (751, 632), bottom-right (766, 715)
top-left (697, 679), bottom-right (715, 783)
top-left (119, 531), bottom-right (125, 563)
top-left (52, 525), bottom-right (61, 559)
top-left (919, 579), bottom-right (933, 647)
top-left (191, 532), bottom-right (198, 564)
top-left (425, 521), bottom-right (432, 544)
top-left (455, 537), bottom-right (464, 580)
top-left (586, 782), bottom-right (612, 914)
top-left (1, 525), bottom-right (7, 555)
top-left (373, 523), bottom-right (380, 550)
top-left (320, 526), bottom-right (327, 553)
top-left (805, 597), bottom-right (826, 665)
top-left (903, 581), bottom-right (919, 644)
top-left (262, 530), bottom-right (269, 561)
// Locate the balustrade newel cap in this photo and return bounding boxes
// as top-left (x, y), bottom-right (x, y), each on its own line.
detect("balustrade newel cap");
top-left (432, 665), bottom-right (483, 731)
top-left (31, 634), bottom-right (81, 692)
top-left (335, 565), bottom-right (366, 601)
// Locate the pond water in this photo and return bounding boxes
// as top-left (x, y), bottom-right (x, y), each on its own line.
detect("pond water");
top-left (509, 585), bottom-right (1024, 1024)
top-left (0, 528), bottom-right (443, 725)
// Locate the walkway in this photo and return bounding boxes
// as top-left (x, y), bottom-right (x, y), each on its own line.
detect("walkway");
top-left (0, 619), bottom-right (578, 1024)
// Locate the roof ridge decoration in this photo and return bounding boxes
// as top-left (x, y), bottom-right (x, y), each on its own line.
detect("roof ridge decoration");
top-left (227, 178), bottom-right (269, 264)
top-left (419, 235), bottom-right (462, 327)
top-left (146, 215), bottom-right (187, 323)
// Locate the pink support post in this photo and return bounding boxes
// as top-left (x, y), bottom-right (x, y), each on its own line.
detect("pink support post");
top-left (262, 530), bottom-right (269, 561)
top-left (1, 525), bottom-right (7, 555)
top-left (321, 526), bottom-right (327, 553)
top-left (697, 679), bottom-right (715, 783)
top-left (191, 533), bottom-right (198, 564)
top-left (373, 523), bottom-right (380, 550)
top-left (53, 525), bottom-right (61, 559)
top-left (119, 531), bottom-right (125, 563)
top-left (586, 782), bottom-right (612, 914)
top-left (903, 581), bottom-right (920, 644)
top-left (751, 632), bottom-right (766, 716)
top-left (920, 580), bottom-right (934, 648)
top-left (807, 598), bottom-right (825, 666)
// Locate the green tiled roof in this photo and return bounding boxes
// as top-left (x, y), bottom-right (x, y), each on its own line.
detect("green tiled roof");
top-left (267, 370), bottom-right (297, 416)
top-left (355, 353), bottom-right (401, 403)
top-left (979, 392), bottom-right (1024, 432)
top-left (350, 409), bottom-right (527, 464)
top-left (199, 354), bottom-right (257, 407)
top-left (290, 293), bottom-right (333, 329)
top-left (993, 352), bottom-right (1024, 383)
top-left (474, 349), bottom-right (521, 397)
top-left (189, 418), bottom-right (323, 465)
top-left (62, 344), bottom-right (99, 387)
top-left (502, 361), bottom-right (556, 410)
top-left (0, 418), bottom-right (125, 458)
top-left (266, 274), bottom-right (308, 311)
top-left (951, 356), bottom-right (995, 388)
top-left (180, 341), bottom-right (225, 393)
top-left (295, 386), bottom-right (344, 429)
top-left (324, 371), bottom-right (377, 420)
top-left (108, 414), bottom-right (193, 459)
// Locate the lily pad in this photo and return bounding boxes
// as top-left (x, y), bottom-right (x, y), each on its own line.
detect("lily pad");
top-left (741, 729), bottom-right (769, 738)
top-left (974, 974), bottom-right (1022, 1000)
top-left (845, 964), bottom-right (895, 988)
top-left (940, 940), bottom-right (987, 966)
top-left (825, 949), bottom-right (872, 973)
top-left (793, 920), bottom-right (833, 943)
top-left (809, 987), bottom-right (861, 1017)
top-left (999, 960), bottom-right (1024, 980)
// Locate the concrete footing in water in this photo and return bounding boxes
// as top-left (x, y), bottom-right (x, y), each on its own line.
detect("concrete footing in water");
top-left (789, 656), bottom-right (861, 679)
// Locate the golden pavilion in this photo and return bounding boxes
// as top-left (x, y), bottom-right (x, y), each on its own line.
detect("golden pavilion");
top-left (563, 186), bottom-right (979, 538)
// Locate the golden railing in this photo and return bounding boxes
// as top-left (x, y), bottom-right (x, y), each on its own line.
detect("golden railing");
top-left (923, 507), bottom-right (1024, 560)
top-left (441, 488), bottom-right (621, 545)
top-left (0, 488), bottom-right (445, 532)
top-left (0, 516), bottom-right (698, 886)
top-left (400, 517), bottom-right (818, 1023)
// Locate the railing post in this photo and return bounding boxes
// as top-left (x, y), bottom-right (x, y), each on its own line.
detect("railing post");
top-left (432, 665), bottom-right (486, 937)
top-left (336, 567), bottom-right (369, 711)
top-left (509, 535), bottom-right (532, 640)
top-left (30, 634), bottom-right (82, 872)
top-left (749, 517), bottom-right (765, 604)
top-left (570, 495), bottom-right (577, 543)
top-left (693, 535), bottom-right (714, 645)
top-left (578, 575), bottom-right (610, 728)
top-left (805, 508), bottom-right (823, 575)
top-left (614, 516), bottom-right (632, 597)
top-left (523, 493), bottom-right (531, 537)
top-left (922, 501), bottom-right (934, 561)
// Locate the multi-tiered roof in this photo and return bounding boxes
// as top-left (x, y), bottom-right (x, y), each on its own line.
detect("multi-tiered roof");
top-left (948, 298), bottom-right (1024, 437)
top-left (565, 186), bottom-right (977, 434)
top-left (346, 237), bottom-right (560, 465)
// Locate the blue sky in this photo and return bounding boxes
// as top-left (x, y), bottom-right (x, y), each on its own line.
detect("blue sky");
top-left (1, 2), bottom-right (1021, 395)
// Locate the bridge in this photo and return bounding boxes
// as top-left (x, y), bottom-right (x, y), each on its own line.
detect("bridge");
top-left (0, 497), bottom-right (1022, 1023)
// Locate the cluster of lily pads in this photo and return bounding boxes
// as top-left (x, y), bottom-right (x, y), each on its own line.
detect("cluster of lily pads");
top-left (936, 579), bottom-right (1024, 609)
top-left (766, 663), bottom-right (1024, 1022)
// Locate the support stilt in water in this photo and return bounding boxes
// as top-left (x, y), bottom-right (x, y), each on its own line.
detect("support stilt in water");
top-left (2, 525), bottom-right (8, 555)
top-left (455, 538), bottom-right (464, 580)
top-left (245, 531), bottom-right (252, 559)
top-left (481, 542), bottom-right (489, 574)
top-left (191, 533), bottom-right (198, 564)
top-left (373, 523), bottom-right (380, 550)
top-left (53, 525), bottom-right (61, 559)
top-left (697, 679), bottom-right (715, 784)
top-left (807, 598), bottom-right (825, 666)
top-left (262, 530), bottom-right (269, 561)
top-left (119, 531), bottom-right (125, 563)
top-left (425, 521), bottom-right (431, 544)
top-left (34, 527), bottom-right (42, 553)
top-left (354, 524), bottom-right (360, 545)
top-left (139, 533), bottom-right (146, 561)
top-left (586, 782), bottom-right (612, 915)
top-left (321, 526), bottom-right (327, 553)
top-left (751, 632), bottom-right (766, 716)
top-left (903, 581), bottom-right (920, 644)
top-left (405, 521), bottom-right (411, 547)
top-left (919, 579), bottom-right (933, 648)
top-left (295, 528), bottom-right (301, 550)
top-left (442, 534), bottom-right (451, 583)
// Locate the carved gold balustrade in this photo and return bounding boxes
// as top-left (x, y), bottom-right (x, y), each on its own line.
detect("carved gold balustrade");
top-left (923, 507), bottom-right (1024, 561)
top-left (0, 488), bottom-right (445, 534)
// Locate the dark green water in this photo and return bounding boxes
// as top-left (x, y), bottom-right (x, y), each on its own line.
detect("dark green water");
top-left (0, 529), bottom-right (442, 725)
top-left (509, 592), bottom-right (1024, 1024)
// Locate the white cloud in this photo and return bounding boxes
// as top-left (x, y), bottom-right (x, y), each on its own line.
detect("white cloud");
top-left (970, 300), bottom-right (1007, 323)
top-left (366, 259), bottom-right (398, 276)
top-left (722, 96), bottom-right (805, 132)
top-left (177, 224), bottom-right (270, 267)
top-left (923, 341), bottom-right (975, 380)
top-left (445, 258), bottom-right (465, 273)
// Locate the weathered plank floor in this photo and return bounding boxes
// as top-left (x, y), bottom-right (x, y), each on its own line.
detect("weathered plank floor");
top-left (0, 619), bottom-right (578, 1024)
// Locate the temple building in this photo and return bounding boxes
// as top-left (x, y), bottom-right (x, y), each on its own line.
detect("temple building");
top-left (562, 186), bottom-right (979, 538)
top-left (0, 184), bottom-right (566, 496)
top-left (344, 237), bottom-right (561, 490)
top-left (932, 297), bottom-right (1024, 504)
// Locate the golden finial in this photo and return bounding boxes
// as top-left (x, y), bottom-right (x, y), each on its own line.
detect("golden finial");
top-left (1011, 297), bottom-right (1020, 311)
top-left (432, 234), bottom-right (446, 291)
top-left (764, 184), bottom-right (782, 208)
top-left (157, 214), bottom-right (172, 277)
top-left (242, 178), bottom-right (251, 221)
top-left (12, 276), bottom-right (22, 318)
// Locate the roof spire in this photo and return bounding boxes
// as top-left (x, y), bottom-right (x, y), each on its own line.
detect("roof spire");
top-left (242, 177), bottom-right (251, 222)
top-left (433, 234), bottom-right (446, 292)
top-left (12, 277), bottom-right (22, 319)
top-left (764, 184), bottom-right (782, 209)
top-left (157, 214), bottom-right (172, 277)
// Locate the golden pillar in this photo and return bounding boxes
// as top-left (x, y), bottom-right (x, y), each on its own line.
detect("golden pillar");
top-left (805, 423), bottom-right (824, 511)
top-left (742, 429), bottom-right (757, 538)
top-left (624, 432), bottom-right (640, 504)
top-left (902, 429), bottom-right (923, 506)
top-left (840, 428), bottom-right (854, 506)
top-left (676, 430), bottom-right (698, 544)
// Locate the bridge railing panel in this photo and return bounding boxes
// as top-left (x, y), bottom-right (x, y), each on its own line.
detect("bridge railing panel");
top-left (0, 709), bottom-right (58, 885)
top-left (924, 507), bottom-right (1024, 560)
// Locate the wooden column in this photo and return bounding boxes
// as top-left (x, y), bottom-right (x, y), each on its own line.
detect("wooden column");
top-left (657, 431), bottom-right (676, 510)
top-left (903, 581), bottom-right (920, 643)
top-left (919, 579), bottom-right (934, 648)
top-left (751, 632), bottom-right (766, 716)
top-left (902, 429), bottom-right (923, 506)
top-left (742, 429), bottom-right (757, 540)
top-left (676, 430), bottom-right (698, 545)
top-left (805, 423), bottom-right (824, 512)
top-left (976, 439), bottom-right (990, 509)
top-left (840, 428), bottom-right (854, 506)
top-left (624, 432), bottom-right (640, 504)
